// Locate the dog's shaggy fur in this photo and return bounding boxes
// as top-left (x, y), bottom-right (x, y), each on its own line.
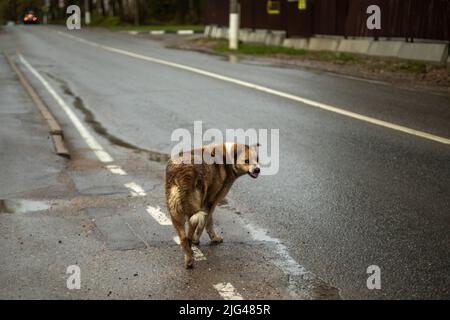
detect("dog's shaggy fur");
top-left (165, 143), bottom-right (260, 268)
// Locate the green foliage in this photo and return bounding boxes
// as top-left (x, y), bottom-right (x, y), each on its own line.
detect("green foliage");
top-left (91, 14), bottom-right (121, 27)
top-left (395, 62), bottom-right (427, 73)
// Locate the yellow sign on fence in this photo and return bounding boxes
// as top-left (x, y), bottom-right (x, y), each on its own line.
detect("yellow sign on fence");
top-left (298, 0), bottom-right (307, 10)
top-left (267, 1), bottom-right (281, 15)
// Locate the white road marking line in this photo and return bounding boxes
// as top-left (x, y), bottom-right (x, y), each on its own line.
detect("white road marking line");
top-left (57, 31), bottom-right (450, 146)
top-left (128, 31), bottom-right (138, 35)
top-left (213, 282), bottom-right (244, 300)
top-left (124, 182), bottom-right (147, 197)
top-left (146, 205), bottom-right (172, 225)
top-left (105, 164), bottom-right (127, 175)
top-left (173, 236), bottom-right (207, 261)
top-left (150, 30), bottom-right (165, 35)
top-left (18, 54), bottom-right (115, 162)
top-left (245, 222), bottom-right (331, 298)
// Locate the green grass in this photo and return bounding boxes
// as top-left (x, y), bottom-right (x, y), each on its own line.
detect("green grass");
top-left (395, 62), bottom-right (428, 73)
top-left (46, 14), bottom-right (204, 33)
top-left (367, 60), bottom-right (429, 74)
top-left (203, 39), bottom-right (440, 73)
top-left (90, 15), bottom-right (121, 28)
top-left (210, 39), bottom-right (361, 63)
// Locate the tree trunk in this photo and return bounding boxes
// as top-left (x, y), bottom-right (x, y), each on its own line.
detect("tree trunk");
top-left (134, 0), bottom-right (139, 25)
top-left (175, 0), bottom-right (188, 24)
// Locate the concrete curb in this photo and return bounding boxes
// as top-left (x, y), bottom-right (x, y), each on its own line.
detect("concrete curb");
top-left (127, 30), bottom-right (202, 36)
top-left (265, 31), bottom-right (286, 47)
top-left (203, 25), bottom-right (449, 64)
top-left (337, 39), bottom-right (372, 54)
top-left (397, 42), bottom-right (448, 63)
top-left (367, 40), bottom-right (403, 58)
top-left (308, 38), bottom-right (340, 51)
top-left (4, 52), bottom-right (70, 159)
top-left (282, 38), bottom-right (308, 50)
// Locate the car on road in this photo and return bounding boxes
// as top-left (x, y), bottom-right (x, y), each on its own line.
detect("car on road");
top-left (23, 11), bottom-right (39, 24)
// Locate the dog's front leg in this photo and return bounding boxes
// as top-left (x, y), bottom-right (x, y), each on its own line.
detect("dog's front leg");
top-left (206, 213), bottom-right (223, 244)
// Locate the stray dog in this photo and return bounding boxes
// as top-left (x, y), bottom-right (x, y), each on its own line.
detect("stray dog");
top-left (165, 143), bottom-right (260, 268)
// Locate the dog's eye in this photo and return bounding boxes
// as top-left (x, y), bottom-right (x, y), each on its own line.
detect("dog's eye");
top-left (244, 159), bottom-right (249, 164)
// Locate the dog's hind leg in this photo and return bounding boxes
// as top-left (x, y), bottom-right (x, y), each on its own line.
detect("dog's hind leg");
top-left (189, 211), bottom-right (207, 245)
top-left (206, 213), bottom-right (223, 244)
top-left (171, 216), bottom-right (194, 269)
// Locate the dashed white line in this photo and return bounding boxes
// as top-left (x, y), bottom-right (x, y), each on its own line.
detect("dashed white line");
top-left (56, 31), bottom-right (450, 146)
top-left (105, 164), bottom-right (127, 175)
top-left (173, 236), bottom-right (207, 261)
top-left (124, 182), bottom-right (147, 197)
top-left (18, 54), bottom-right (116, 162)
top-left (213, 282), bottom-right (244, 300)
top-left (146, 205), bottom-right (172, 225)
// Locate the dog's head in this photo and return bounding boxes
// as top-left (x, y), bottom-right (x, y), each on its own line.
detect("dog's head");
top-left (229, 143), bottom-right (261, 179)
top-left (204, 143), bottom-right (261, 178)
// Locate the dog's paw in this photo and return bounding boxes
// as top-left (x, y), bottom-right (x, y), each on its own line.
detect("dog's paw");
top-left (184, 257), bottom-right (194, 269)
top-left (210, 235), bottom-right (223, 244)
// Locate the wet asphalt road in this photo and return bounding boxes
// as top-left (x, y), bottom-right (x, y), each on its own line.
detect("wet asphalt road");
top-left (1, 25), bottom-right (449, 299)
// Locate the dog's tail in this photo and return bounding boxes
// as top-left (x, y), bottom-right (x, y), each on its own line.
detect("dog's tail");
top-left (189, 211), bottom-right (207, 229)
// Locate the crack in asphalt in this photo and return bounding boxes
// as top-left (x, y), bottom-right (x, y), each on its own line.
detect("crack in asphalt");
top-left (44, 72), bottom-right (170, 164)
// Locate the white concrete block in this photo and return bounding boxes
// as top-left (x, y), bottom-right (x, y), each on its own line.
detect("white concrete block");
top-left (265, 31), bottom-right (286, 47)
top-left (239, 29), bottom-right (252, 42)
top-left (210, 26), bottom-right (218, 38)
top-left (308, 38), bottom-right (340, 51)
top-left (204, 25), bottom-right (211, 37)
top-left (367, 41), bottom-right (403, 57)
top-left (253, 29), bottom-right (268, 43)
top-left (337, 39), bottom-right (372, 54)
top-left (397, 42), bottom-right (448, 63)
top-left (283, 38), bottom-right (308, 50)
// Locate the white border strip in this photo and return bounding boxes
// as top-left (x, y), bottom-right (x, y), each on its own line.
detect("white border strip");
top-left (57, 31), bottom-right (450, 145)
top-left (213, 282), bottom-right (244, 300)
top-left (105, 164), bottom-right (127, 175)
top-left (173, 236), bottom-right (206, 261)
top-left (150, 30), bottom-right (165, 35)
top-left (124, 182), bottom-right (147, 197)
top-left (146, 205), bottom-right (172, 225)
top-left (177, 30), bottom-right (194, 35)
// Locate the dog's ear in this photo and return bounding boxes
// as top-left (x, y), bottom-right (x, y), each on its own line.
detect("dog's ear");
top-left (206, 144), bottom-right (227, 164)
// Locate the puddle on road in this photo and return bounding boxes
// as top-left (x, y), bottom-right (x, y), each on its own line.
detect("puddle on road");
top-left (0, 199), bottom-right (51, 214)
top-left (227, 54), bottom-right (239, 63)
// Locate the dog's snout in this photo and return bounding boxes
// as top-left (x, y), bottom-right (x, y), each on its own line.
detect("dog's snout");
top-left (253, 167), bottom-right (260, 174)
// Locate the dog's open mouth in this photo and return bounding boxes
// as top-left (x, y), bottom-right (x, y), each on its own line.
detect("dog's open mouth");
top-left (248, 171), bottom-right (259, 178)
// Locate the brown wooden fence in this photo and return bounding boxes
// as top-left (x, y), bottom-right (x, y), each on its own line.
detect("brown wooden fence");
top-left (204, 0), bottom-right (450, 41)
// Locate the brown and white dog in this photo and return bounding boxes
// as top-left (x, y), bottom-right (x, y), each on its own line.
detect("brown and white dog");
top-left (165, 143), bottom-right (260, 268)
